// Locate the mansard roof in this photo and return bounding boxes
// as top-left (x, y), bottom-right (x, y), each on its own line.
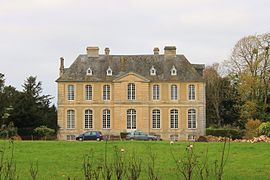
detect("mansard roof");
top-left (56, 54), bottom-right (205, 82)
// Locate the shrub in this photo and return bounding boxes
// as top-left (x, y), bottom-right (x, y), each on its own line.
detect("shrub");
top-left (206, 128), bottom-right (243, 139)
top-left (258, 122), bottom-right (270, 137)
top-left (244, 119), bottom-right (262, 139)
top-left (0, 122), bottom-right (18, 139)
top-left (33, 126), bottom-right (55, 140)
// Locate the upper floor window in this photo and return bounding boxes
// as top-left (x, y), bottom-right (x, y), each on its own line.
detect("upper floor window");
top-left (152, 109), bottom-right (160, 129)
top-left (102, 109), bottom-right (111, 129)
top-left (188, 109), bottom-right (196, 129)
top-left (150, 66), bottom-right (156, 76)
top-left (171, 85), bottom-right (177, 100)
top-left (103, 85), bottom-right (110, 100)
top-left (188, 84), bottom-right (195, 100)
top-left (128, 83), bottom-right (136, 100)
top-left (153, 84), bottom-right (160, 100)
top-left (107, 67), bottom-right (112, 76)
top-left (170, 109), bottom-right (178, 129)
top-left (67, 110), bottom-right (75, 129)
top-left (170, 65), bottom-right (177, 76)
top-left (86, 67), bottom-right (92, 76)
top-left (85, 109), bottom-right (93, 129)
top-left (85, 85), bottom-right (92, 100)
top-left (67, 85), bottom-right (75, 100)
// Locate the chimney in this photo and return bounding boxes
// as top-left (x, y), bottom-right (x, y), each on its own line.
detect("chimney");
top-left (105, 47), bottom-right (110, 55)
top-left (153, 47), bottom-right (159, 55)
top-left (86, 46), bottom-right (99, 57)
top-left (59, 57), bottom-right (65, 77)
top-left (164, 46), bottom-right (176, 58)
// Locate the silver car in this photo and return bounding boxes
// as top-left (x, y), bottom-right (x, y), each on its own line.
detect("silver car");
top-left (126, 131), bottom-right (157, 141)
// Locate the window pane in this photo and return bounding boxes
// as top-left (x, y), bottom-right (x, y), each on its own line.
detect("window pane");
top-left (68, 85), bottom-right (74, 100)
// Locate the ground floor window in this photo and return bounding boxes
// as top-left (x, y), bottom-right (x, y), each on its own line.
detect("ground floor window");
top-left (152, 109), bottom-right (161, 129)
top-left (85, 109), bottom-right (93, 129)
top-left (127, 109), bottom-right (136, 129)
top-left (102, 109), bottom-right (111, 129)
top-left (67, 110), bottom-right (75, 129)
top-left (170, 109), bottom-right (178, 128)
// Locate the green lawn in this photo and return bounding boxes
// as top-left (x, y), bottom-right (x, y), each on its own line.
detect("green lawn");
top-left (0, 140), bottom-right (270, 179)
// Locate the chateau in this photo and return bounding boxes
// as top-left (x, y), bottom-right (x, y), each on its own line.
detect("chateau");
top-left (56, 46), bottom-right (206, 140)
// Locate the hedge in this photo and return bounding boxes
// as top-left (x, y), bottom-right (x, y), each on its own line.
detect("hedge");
top-left (206, 128), bottom-right (244, 139)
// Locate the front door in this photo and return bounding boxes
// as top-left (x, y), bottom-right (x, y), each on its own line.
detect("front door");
top-left (127, 109), bottom-right (136, 130)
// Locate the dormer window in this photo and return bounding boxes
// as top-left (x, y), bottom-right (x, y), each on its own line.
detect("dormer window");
top-left (107, 67), bottom-right (112, 76)
top-left (150, 66), bottom-right (156, 76)
top-left (86, 67), bottom-right (92, 76)
top-left (171, 66), bottom-right (177, 76)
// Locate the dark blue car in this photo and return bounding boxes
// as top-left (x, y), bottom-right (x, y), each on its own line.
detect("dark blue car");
top-left (76, 131), bottom-right (103, 141)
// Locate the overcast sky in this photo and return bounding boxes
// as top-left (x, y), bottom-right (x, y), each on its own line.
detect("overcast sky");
top-left (0, 0), bottom-right (269, 105)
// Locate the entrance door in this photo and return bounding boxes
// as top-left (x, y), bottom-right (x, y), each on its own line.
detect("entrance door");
top-left (127, 109), bottom-right (136, 130)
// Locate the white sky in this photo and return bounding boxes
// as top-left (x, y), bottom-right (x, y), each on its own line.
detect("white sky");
top-left (0, 0), bottom-right (269, 105)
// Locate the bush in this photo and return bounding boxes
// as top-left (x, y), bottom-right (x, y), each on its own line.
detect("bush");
top-left (258, 122), bottom-right (270, 137)
top-left (206, 128), bottom-right (243, 139)
top-left (34, 126), bottom-right (55, 140)
top-left (0, 122), bottom-right (18, 139)
top-left (244, 119), bottom-right (262, 139)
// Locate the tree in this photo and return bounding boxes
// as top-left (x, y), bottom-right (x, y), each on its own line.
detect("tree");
top-left (0, 73), bottom-right (5, 124)
top-left (8, 76), bottom-right (57, 136)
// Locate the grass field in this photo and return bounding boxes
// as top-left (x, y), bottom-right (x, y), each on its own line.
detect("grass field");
top-left (0, 140), bottom-right (270, 180)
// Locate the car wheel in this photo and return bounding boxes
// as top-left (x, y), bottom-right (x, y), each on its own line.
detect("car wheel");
top-left (96, 137), bottom-right (100, 141)
top-left (79, 137), bottom-right (83, 141)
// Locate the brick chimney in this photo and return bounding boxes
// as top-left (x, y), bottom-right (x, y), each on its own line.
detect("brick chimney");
top-left (105, 47), bottom-right (110, 55)
top-left (59, 57), bottom-right (64, 77)
top-left (86, 47), bottom-right (99, 57)
top-left (153, 47), bottom-right (159, 55)
top-left (164, 46), bottom-right (176, 58)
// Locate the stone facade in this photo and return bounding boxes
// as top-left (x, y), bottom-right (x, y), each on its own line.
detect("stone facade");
top-left (56, 46), bottom-right (206, 140)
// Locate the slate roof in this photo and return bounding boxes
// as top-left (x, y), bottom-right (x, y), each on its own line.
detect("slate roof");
top-left (56, 54), bottom-right (205, 82)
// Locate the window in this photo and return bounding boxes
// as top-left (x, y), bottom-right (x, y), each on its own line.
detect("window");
top-left (66, 135), bottom-right (76, 140)
top-left (171, 65), bottom-right (177, 76)
top-left (188, 109), bottom-right (196, 129)
top-left (85, 109), bottom-right (93, 129)
top-left (107, 67), bottom-right (112, 76)
top-left (67, 85), bottom-right (74, 100)
top-left (128, 83), bottom-right (136, 100)
top-left (103, 85), bottom-right (110, 100)
top-left (127, 109), bottom-right (136, 129)
top-left (171, 85), bottom-right (177, 100)
top-left (102, 109), bottom-right (110, 129)
top-left (85, 85), bottom-right (92, 100)
top-left (188, 135), bottom-right (196, 141)
top-left (170, 109), bottom-right (178, 129)
top-left (188, 84), bottom-right (195, 100)
top-left (86, 67), bottom-right (92, 75)
top-left (153, 85), bottom-right (160, 100)
top-left (67, 110), bottom-right (75, 129)
top-left (150, 66), bottom-right (156, 76)
top-left (152, 109), bottom-right (160, 129)
top-left (170, 134), bottom-right (179, 141)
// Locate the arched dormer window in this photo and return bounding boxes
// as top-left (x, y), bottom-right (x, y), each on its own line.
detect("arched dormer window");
top-left (150, 66), bottom-right (156, 76)
top-left (171, 65), bottom-right (177, 76)
top-left (86, 67), bottom-right (92, 76)
top-left (107, 67), bottom-right (112, 76)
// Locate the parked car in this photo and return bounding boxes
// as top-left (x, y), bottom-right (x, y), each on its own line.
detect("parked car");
top-left (126, 131), bottom-right (157, 141)
top-left (76, 131), bottom-right (103, 141)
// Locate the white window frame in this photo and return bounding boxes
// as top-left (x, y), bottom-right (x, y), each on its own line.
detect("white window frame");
top-left (85, 109), bottom-right (93, 129)
top-left (150, 66), bottom-right (156, 76)
top-left (127, 109), bottom-right (136, 129)
top-left (188, 109), bottom-right (197, 129)
top-left (107, 67), bottom-right (112, 76)
top-left (188, 84), bottom-right (196, 101)
top-left (102, 109), bottom-right (111, 129)
top-left (85, 85), bottom-right (92, 100)
top-left (152, 109), bottom-right (161, 129)
top-left (153, 84), bottom-right (160, 100)
top-left (67, 85), bottom-right (75, 101)
top-left (171, 66), bottom-right (177, 76)
top-left (67, 110), bottom-right (75, 129)
top-left (103, 85), bottom-right (110, 100)
top-left (127, 83), bottom-right (136, 100)
top-left (86, 67), bottom-right (92, 76)
top-left (171, 84), bottom-right (177, 100)
top-left (170, 109), bottom-right (178, 129)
